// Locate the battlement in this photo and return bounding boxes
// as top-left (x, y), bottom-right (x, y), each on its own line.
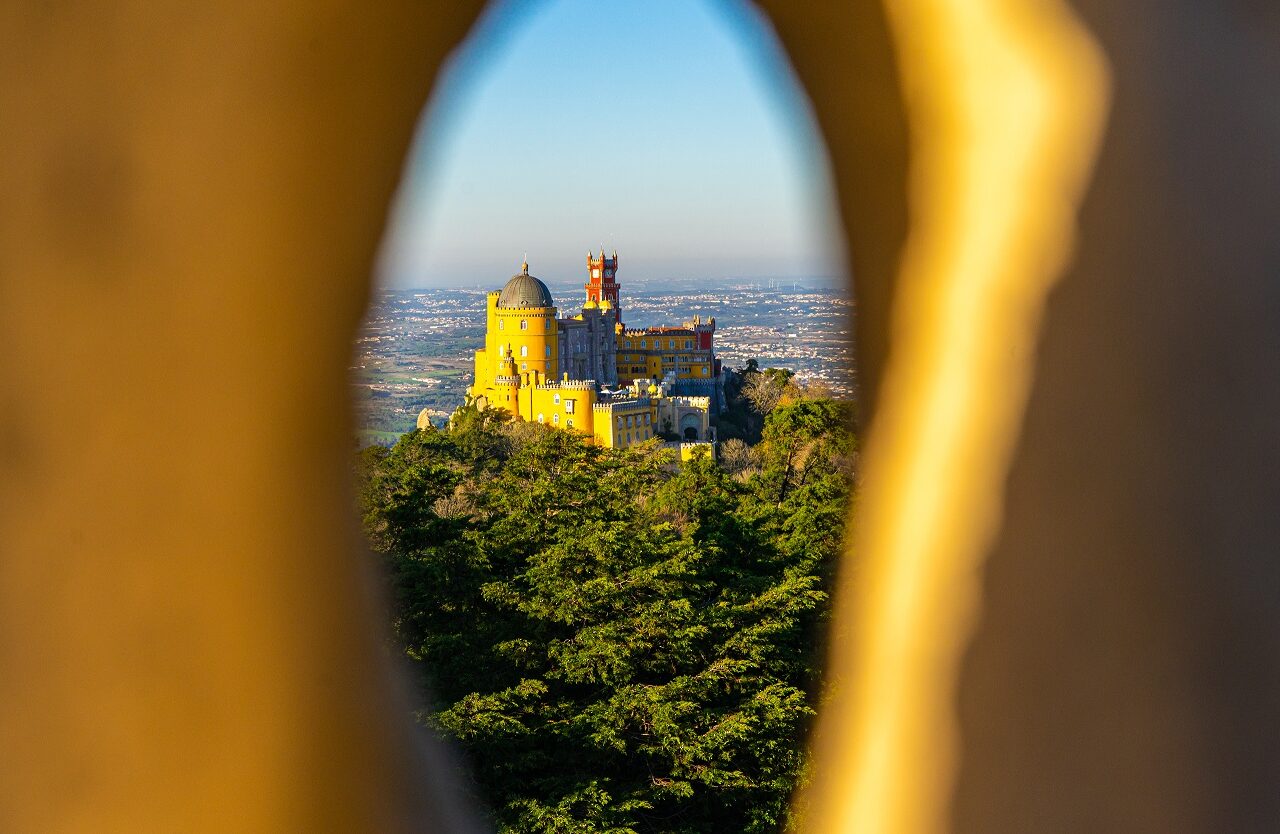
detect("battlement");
top-left (665, 395), bottom-right (712, 408)
top-left (662, 440), bottom-right (717, 461)
top-left (593, 397), bottom-right (650, 412)
top-left (623, 326), bottom-right (693, 337)
top-left (586, 248), bottom-right (618, 270)
top-left (536, 378), bottom-right (596, 392)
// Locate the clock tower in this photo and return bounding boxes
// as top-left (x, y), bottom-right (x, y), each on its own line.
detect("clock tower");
top-left (585, 247), bottom-right (620, 319)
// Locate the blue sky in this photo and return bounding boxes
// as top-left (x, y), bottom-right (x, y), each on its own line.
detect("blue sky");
top-left (376, 0), bottom-right (845, 289)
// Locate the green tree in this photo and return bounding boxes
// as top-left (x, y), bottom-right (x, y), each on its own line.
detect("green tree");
top-left (357, 389), bottom-right (855, 833)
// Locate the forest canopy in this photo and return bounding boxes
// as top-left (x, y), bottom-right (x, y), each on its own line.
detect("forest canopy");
top-left (356, 368), bottom-right (855, 833)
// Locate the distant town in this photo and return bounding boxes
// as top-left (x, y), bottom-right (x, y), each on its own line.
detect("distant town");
top-left (351, 278), bottom-right (855, 446)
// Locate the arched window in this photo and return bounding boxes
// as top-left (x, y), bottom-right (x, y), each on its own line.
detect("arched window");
top-left (537, 413), bottom-right (544, 424)
top-left (554, 393), bottom-right (561, 405)
top-left (520, 320), bottom-right (528, 330)
top-left (520, 345), bottom-right (528, 357)
top-left (552, 414), bottom-right (559, 425)
top-left (498, 320), bottom-right (504, 330)
top-left (545, 344), bottom-right (551, 357)
top-left (546, 319), bottom-right (552, 330)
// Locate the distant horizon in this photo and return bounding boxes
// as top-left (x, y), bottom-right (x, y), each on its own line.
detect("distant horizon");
top-left (374, 272), bottom-right (850, 293)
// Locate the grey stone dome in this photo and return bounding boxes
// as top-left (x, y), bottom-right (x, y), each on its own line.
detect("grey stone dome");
top-left (498, 274), bottom-right (554, 309)
top-left (497, 262), bottom-right (555, 309)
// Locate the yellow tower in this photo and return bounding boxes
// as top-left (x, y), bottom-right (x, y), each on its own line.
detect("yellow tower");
top-left (468, 261), bottom-right (560, 411)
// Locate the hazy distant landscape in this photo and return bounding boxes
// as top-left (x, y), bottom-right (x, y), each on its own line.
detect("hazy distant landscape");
top-left (351, 281), bottom-right (856, 445)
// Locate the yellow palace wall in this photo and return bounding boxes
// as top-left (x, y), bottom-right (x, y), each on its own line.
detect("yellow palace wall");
top-left (615, 331), bottom-right (713, 383)
top-left (524, 378), bottom-right (595, 435)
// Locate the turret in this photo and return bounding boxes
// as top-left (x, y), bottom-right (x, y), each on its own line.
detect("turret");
top-left (585, 247), bottom-right (621, 321)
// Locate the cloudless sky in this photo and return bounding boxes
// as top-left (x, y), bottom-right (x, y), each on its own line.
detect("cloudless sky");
top-left (377, 0), bottom-right (845, 289)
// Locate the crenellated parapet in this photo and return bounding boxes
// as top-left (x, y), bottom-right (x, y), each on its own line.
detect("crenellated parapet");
top-left (593, 396), bottom-right (649, 411)
top-left (536, 378), bottom-right (596, 392)
top-left (664, 395), bottom-right (711, 409)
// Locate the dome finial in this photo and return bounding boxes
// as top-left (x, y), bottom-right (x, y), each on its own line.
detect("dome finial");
top-left (497, 262), bottom-right (555, 309)
top-left (521, 254), bottom-right (528, 274)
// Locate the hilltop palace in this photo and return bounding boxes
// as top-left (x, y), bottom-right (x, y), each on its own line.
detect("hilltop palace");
top-left (420, 250), bottom-right (721, 454)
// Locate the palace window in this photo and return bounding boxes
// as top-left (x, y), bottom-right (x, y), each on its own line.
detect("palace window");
top-left (554, 393), bottom-right (561, 405)
top-left (702, 366), bottom-right (708, 375)
top-left (520, 320), bottom-right (528, 330)
top-left (685, 340), bottom-right (692, 349)
top-left (521, 362), bottom-right (527, 370)
top-left (546, 319), bottom-right (552, 330)
top-left (565, 399), bottom-right (574, 414)
top-left (553, 414), bottom-right (559, 425)
top-left (617, 433), bottom-right (623, 445)
top-left (545, 344), bottom-right (551, 357)
top-left (537, 413), bottom-right (544, 424)
top-left (616, 417), bottom-right (623, 428)
top-left (498, 320), bottom-right (504, 330)
top-left (641, 340), bottom-right (647, 348)
top-left (520, 345), bottom-right (528, 357)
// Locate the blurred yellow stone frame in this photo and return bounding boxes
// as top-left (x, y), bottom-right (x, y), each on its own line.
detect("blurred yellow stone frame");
top-left (0, 1), bottom-right (1108, 831)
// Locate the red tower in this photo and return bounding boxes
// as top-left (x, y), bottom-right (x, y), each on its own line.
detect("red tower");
top-left (585, 248), bottom-right (620, 319)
